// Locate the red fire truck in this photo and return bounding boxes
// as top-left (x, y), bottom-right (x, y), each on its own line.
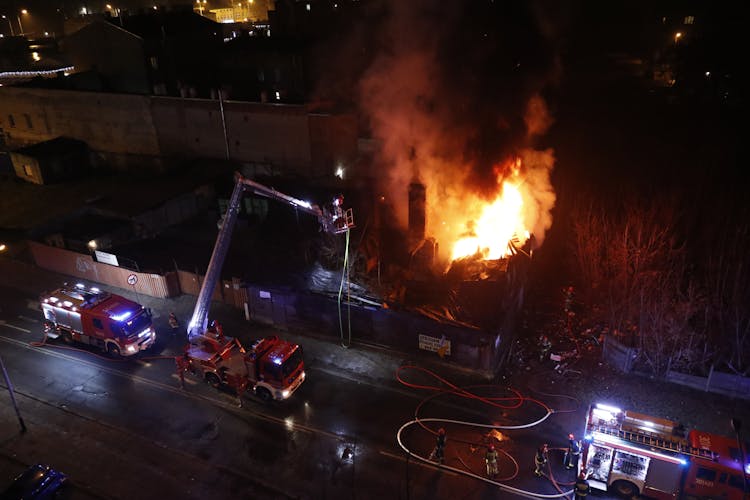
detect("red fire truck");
top-left (41, 283), bottom-right (156, 356)
top-left (184, 330), bottom-right (305, 401)
top-left (582, 403), bottom-right (750, 499)
top-left (179, 172), bottom-right (353, 401)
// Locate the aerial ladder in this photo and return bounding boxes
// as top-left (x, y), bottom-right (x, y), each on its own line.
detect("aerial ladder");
top-left (187, 172), bottom-right (354, 340)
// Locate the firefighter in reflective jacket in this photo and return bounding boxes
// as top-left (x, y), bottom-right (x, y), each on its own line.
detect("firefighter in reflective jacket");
top-left (485, 444), bottom-right (498, 477)
top-left (534, 443), bottom-right (548, 477)
top-left (433, 428), bottom-right (446, 464)
top-left (565, 433), bottom-right (581, 469)
top-left (574, 472), bottom-right (590, 499)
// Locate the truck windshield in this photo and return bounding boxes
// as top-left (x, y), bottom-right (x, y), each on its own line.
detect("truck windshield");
top-left (122, 311), bottom-right (151, 336)
top-left (282, 348), bottom-right (303, 378)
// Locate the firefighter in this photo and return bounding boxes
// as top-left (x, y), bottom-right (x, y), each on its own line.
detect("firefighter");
top-left (485, 443), bottom-right (499, 478)
top-left (565, 433), bottom-right (582, 469)
top-left (175, 353), bottom-right (191, 389)
top-left (432, 428), bottom-right (446, 464)
top-left (574, 471), bottom-right (590, 499)
top-left (168, 312), bottom-right (180, 334)
top-left (539, 335), bottom-right (552, 362)
top-left (211, 320), bottom-right (225, 340)
top-left (534, 443), bottom-right (548, 477)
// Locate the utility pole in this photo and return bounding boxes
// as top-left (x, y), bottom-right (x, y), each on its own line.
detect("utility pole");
top-left (0, 353), bottom-right (27, 433)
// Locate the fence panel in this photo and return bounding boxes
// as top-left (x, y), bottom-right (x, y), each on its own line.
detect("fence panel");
top-left (28, 241), bottom-right (176, 298)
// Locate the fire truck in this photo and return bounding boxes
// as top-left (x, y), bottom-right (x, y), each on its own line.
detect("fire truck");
top-left (180, 172), bottom-right (353, 401)
top-left (41, 283), bottom-right (156, 357)
top-left (582, 403), bottom-right (750, 499)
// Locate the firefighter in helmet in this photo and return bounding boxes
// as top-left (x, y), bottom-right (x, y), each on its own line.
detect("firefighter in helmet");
top-left (433, 428), bottom-right (446, 464)
top-left (534, 443), bottom-right (548, 477)
top-left (574, 471), bottom-right (590, 499)
top-left (534, 443), bottom-right (549, 477)
top-left (485, 443), bottom-right (499, 478)
top-left (565, 433), bottom-right (582, 469)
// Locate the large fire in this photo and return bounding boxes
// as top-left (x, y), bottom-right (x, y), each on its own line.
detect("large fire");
top-left (449, 159), bottom-right (532, 261)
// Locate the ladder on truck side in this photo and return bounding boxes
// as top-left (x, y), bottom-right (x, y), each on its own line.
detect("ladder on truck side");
top-left (592, 425), bottom-right (720, 461)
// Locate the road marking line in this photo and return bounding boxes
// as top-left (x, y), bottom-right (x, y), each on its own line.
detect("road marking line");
top-left (17, 315), bottom-right (39, 323)
top-left (0, 335), bottom-right (346, 442)
top-left (170, 373), bottom-right (198, 385)
top-left (0, 321), bottom-right (31, 333)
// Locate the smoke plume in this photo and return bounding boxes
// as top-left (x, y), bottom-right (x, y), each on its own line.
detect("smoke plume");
top-left (358, 0), bottom-right (559, 260)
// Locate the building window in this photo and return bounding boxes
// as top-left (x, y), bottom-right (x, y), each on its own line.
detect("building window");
top-left (23, 164), bottom-right (33, 177)
top-left (684, 15), bottom-right (694, 24)
top-left (257, 69), bottom-right (265, 82)
top-left (7, 114), bottom-right (15, 128)
top-left (150, 56), bottom-right (159, 69)
top-left (24, 114), bottom-right (32, 129)
top-left (306, 3), bottom-right (311, 11)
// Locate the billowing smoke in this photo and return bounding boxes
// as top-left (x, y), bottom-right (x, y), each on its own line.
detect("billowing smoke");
top-left (358, 0), bottom-right (559, 260)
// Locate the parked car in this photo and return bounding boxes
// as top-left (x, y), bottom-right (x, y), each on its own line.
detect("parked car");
top-left (0, 464), bottom-right (67, 499)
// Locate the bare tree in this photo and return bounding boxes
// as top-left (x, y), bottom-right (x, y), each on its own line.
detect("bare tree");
top-left (570, 196), bottom-right (706, 376)
top-left (703, 209), bottom-right (750, 375)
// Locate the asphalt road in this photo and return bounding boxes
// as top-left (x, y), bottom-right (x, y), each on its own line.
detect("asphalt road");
top-left (0, 277), bottom-right (621, 500)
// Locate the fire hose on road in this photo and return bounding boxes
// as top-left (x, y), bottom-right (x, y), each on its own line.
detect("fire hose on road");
top-left (395, 365), bottom-right (577, 499)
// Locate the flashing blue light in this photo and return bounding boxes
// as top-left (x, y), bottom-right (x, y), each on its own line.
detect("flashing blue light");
top-left (110, 310), bottom-right (133, 322)
top-left (272, 357), bottom-right (282, 365)
top-left (679, 458), bottom-right (687, 466)
top-left (745, 463), bottom-right (750, 474)
top-left (584, 434), bottom-right (593, 442)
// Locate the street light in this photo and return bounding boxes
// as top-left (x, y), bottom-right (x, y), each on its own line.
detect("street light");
top-left (17, 9), bottom-right (28, 36)
top-left (1, 15), bottom-right (14, 36)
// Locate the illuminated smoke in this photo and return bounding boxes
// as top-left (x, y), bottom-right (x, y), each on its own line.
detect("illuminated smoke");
top-left (358, 0), bottom-right (559, 261)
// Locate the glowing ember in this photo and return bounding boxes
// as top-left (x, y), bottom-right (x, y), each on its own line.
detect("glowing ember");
top-left (451, 175), bottom-right (530, 261)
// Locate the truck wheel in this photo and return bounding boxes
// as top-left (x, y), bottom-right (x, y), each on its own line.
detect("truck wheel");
top-left (611, 480), bottom-right (639, 499)
top-left (256, 387), bottom-right (272, 402)
top-left (107, 343), bottom-right (121, 358)
top-left (205, 373), bottom-right (221, 388)
top-left (61, 331), bottom-right (73, 345)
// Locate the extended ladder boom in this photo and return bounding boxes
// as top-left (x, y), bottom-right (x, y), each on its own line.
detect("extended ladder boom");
top-left (187, 172), bottom-right (354, 340)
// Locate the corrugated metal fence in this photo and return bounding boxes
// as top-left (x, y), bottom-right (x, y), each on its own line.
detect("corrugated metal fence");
top-left (29, 241), bottom-right (178, 298)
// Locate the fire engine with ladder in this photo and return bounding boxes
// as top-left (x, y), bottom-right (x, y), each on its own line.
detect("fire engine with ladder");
top-left (582, 403), bottom-right (750, 499)
top-left (179, 172), bottom-right (354, 401)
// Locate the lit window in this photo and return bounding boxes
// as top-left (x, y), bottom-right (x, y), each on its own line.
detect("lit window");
top-left (23, 164), bottom-right (33, 177)
top-left (275, 91), bottom-right (280, 100)
top-left (306, 3), bottom-right (311, 11)
top-left (684, 16), bottom-right (694, 25)
top-left (150, 56), bottom-right (159, 69)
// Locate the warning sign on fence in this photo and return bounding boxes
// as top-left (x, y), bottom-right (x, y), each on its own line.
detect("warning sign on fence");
top-left (418, 334), bottom-right (451, 357)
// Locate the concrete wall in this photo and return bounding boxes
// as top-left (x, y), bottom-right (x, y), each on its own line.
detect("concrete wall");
top-left (0, 87), bottom-right (357, 178)
top-left (0, 87), bottom-right (161, 170)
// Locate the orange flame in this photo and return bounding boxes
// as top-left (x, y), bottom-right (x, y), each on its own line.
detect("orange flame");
top-left (450, 160), bottom-right (531, 261)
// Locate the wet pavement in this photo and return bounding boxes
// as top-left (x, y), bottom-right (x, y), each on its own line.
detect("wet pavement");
top-left (2, 255), bottom-right (749, 499)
